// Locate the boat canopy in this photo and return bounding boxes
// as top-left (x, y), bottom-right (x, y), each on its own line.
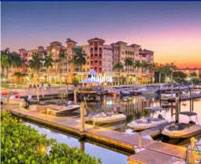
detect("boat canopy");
top-left (179, 111), bottom-right (197, 116)
top-left (145, 106), bottom-right (165, 111)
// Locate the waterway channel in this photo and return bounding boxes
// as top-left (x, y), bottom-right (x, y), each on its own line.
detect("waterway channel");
top-left (24, 96), bottom-right (201, 164)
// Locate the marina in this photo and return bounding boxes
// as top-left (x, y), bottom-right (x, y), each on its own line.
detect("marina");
top-left (2, 84), bottom-right (201, 164)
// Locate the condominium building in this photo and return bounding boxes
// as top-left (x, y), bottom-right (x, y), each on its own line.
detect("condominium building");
top-left (18, 48), bottom-right (28, 73)
top-left (16, 37), bottom-right (154, 85)
top-left (138, 49), bottom-right (154, 83)
top-left (102, 45), bottom-right (113, 74)
top-left (46, 42), bottom-right (66, 83)
top-left (88, 38), bottom-right (105, 74)
top-left (111, 41), bottom-right (140, 71)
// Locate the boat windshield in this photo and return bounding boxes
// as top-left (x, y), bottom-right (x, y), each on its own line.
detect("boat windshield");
top-left (179, 111), bottom-right (197, 117)
top-left (145, 107), bottom-right (165, 111)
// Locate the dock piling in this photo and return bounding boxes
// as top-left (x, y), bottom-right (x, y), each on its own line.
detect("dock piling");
top-left (80, 103), bottom-right (85, 133)
top-left (175, 92), bottom-right (179, 123)
top-left (36, 87), bottom-right (40, 102)
top-left (74, 87), bottom-right (77, 103)
top-left (138, 132), bottom-right (142, 149)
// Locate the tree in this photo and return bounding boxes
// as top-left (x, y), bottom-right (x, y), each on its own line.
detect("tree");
top-left (133, 60), bottom-right (141, 84)
top-left (71, 49), bottom-right (86, 82)
top-left (55, 52), bottom-right (66, 86)
top-left (1, 49), bottom-right (23, 82)
top-left (28, 53), bottom-right (43, 83)
top-left (124, 57), bottom-right (133, 84)
top-left (173, 71), bottom-right (187, 83)
top-left (140, 61), bottom-right (150, 84)
top-left (190, 72), bottom-right (197, 78)
top-left (43, 54), bottom-right (53, 83)
top-left (1, 53), bottom-right (9, 80)
top-left (14, 72), bottom-right (28, 83)
top-left (168, 63), bottom-right (177, 82)
top-left (113, 62), bottom-right (123, 85)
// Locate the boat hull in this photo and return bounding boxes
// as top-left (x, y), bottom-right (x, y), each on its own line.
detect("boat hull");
top-left (128, 119), bottom-right (168, 131)
top-left (162, 124), bottom-right (201, 138)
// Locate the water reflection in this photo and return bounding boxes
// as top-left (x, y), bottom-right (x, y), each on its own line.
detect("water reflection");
top-left (86, 96), bottom-right (201, 123)
top-left (25, 122), bottom-right (128, 164)
top-left (85, 96), bottom-right (201, 146)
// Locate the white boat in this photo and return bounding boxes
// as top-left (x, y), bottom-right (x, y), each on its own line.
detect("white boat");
top-left (128, 107), bottom-right (168, 131)
top-left (162, 112), bottom-right (201, 138)
top-left (160, 92), bottom-right (176, 101)
top-left (86, 112), bottom-right (126, 126)
top-left (46, 104), bottom-right (80, 116)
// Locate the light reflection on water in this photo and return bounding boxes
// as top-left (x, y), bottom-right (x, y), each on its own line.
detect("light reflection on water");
top-left (25, 122), bottom-right (128, 164)
top-left (85, 96), bottom-right (201, 145)
top-left (25, 96), bottom-right (201, 164)
top-left (86, 96), bottom-right (201, 124)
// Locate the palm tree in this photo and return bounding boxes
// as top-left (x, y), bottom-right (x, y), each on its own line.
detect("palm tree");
top-left (1, 49), bottom-right (23, 82)
top-left (55, 52), bottom-right (66, 86)
top-left (124, 57), bottom-right (133, 84)
top-left (1, 53), bottom-right (9, 80)
top-left (71, 51), bottom-right (86, 82)
top-left (133, 60), bottom-right (141, 84)
top-left (141, 61), bottom-right (149, 84)
top-left (28, 53), bottom-right (43, 83)
top-left (168, 63), bottom-right (177, 82)
top-left (43, 54), bottom-right (53, 83)
top-left (155, 63), bottom-right (164, 83)
top-left (163, 64), bottom-right (172, 83)
top-left (113, 62), bottom-right (123, 85)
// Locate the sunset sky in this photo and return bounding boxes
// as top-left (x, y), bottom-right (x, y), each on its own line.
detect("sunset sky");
top-left (2, 1), bottom-right (201, 68)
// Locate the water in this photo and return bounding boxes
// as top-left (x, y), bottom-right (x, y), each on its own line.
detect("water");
top-left (85, 95), bottom-right (201, 146)
top-left (25, 122), bottom-right (128, 164)
top-left (24, 92), bottom-right (201, 164)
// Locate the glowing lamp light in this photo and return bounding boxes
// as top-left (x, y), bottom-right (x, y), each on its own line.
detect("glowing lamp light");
top-left (37, 144), bottom-right (47, 154)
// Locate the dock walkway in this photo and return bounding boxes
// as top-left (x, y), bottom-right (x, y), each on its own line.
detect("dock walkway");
top-left (3, 105), bottom-right (188, 164)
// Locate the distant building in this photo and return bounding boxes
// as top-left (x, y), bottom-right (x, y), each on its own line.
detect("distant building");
top-left (178, 68), bottom-right (201, 79)
top-left (18, 48), bottom-right (28, 73)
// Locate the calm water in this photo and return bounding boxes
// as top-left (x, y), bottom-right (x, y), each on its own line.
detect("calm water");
top-left (24, 95), bottom-right (201, 164)
top-left (85, 95), bottom-right (201, 146)
top-left (25, 122), bottom-right (128, 164)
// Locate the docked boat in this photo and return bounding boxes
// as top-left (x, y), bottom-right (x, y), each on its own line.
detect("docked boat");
top-left (36, 104), bottom-right (80, 116)
top-left (86, 112), bottom-right (126, 127)
top-left (128, 107), bottom-right (168, 131)
top-left (162, 112), bottom-right (201, 138)
top-left (160, 91), bottom-right (176, 101)
top-left (107, 89), bottom-right (120, 97)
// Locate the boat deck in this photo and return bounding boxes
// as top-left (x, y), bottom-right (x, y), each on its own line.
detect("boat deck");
top-left (3, 104), bottom-right (191, 164)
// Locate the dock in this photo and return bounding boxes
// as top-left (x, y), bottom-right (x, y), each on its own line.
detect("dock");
top-left (2, 104), bottom-right (190, 164)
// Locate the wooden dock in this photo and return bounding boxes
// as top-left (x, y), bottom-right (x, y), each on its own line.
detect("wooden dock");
top-left (3, 105), bottom-right (189, 164)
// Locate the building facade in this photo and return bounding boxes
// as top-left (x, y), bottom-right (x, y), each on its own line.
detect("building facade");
top-left (17, 37), bottom-right (154, 85)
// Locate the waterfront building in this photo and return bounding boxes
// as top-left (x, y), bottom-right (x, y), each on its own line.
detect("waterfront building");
top-left (138, 49), bottom-right (154, 83)
top-left (66, 39), bottom-right (90, 83)
top-left (111, 41), bottom-right (141, 84)
top-left (18, 48), bottom-right (28, 73)
top-left (178, 68), bottom-right (201, 79)
top-left (88, 38), bottom-right (105, 74)
top-left (46, 42), bottom-right (66, 83)
top-left (15, 37), bottom-right (154, 85)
